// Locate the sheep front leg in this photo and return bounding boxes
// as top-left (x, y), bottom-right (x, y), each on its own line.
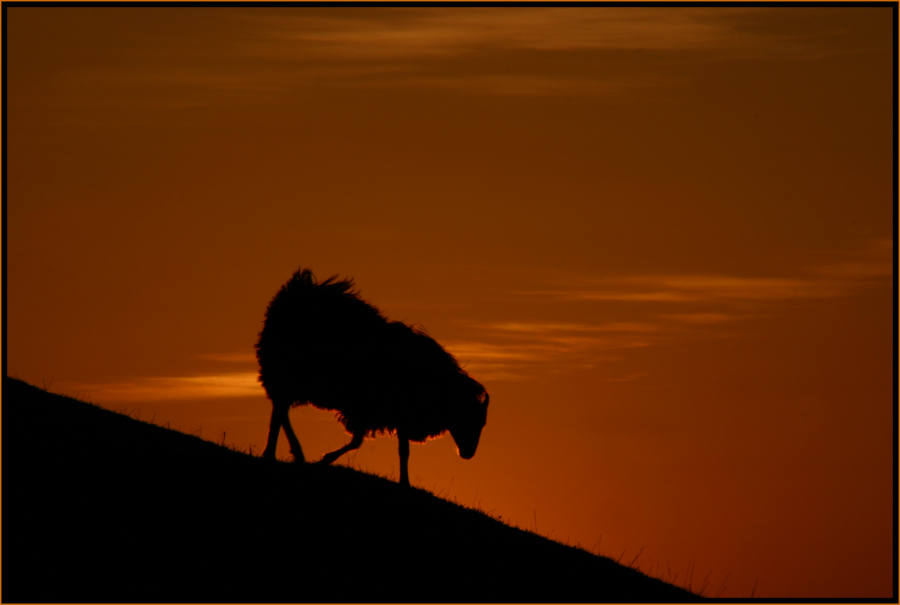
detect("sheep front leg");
top-left (318, 431), bottom-right (364, 465)
top-left (398, 431), bottom-right (410, 487)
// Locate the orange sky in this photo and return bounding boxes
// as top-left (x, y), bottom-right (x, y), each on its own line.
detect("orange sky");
top-left (6, 6), bottom-right (895, 598)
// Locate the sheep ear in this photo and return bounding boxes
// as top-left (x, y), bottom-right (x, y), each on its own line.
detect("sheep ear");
top-left (482, 392), bottom-right (490, 408)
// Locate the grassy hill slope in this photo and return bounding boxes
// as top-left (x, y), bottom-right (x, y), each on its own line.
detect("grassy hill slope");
top-left (2, 377), bottom-right (697, 602)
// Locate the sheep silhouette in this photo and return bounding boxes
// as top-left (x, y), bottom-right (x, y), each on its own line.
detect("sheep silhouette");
top-left (256, 268), bottom-right (489, 487)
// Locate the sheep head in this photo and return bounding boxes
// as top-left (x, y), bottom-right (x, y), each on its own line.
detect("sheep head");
top-left (449, 389), bottom-right (489, 460)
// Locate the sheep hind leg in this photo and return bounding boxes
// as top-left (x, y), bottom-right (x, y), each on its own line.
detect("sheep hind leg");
top-left (263, 402), bottom-right (305, 462)
top-left (280, 408), bottom-right (306, 463)
top-left (317, 431), bottom-right (364, 465)
top-left (398, 430), bottom-right (410, 488)
top-left (261, 403), bottom-right (284, 460)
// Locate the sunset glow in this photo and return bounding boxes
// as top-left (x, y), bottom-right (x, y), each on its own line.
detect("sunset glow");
top-left (82, 372), bottom-right (261, 401)
top-left (6, 6), bottom-right (894, 598)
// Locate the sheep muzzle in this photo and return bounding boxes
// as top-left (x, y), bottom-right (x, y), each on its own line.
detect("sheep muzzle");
top-left (452, 426), bottom-right (482, 460)
top-left (450, 392), bottom-right (488, 460)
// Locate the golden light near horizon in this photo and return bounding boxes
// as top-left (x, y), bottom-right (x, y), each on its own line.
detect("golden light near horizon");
top-left (82, 372), bottom-right (262, 401)
top-left (6, 5), bottom-right (894, 598)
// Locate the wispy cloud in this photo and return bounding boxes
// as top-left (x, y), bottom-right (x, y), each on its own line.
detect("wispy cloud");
top-left (79, 350), bottom-right (265, 401)
top-left (193, 353), bottom-right (258, 363)
top-left (229, 7), bottom-right (843, 97)
top-left (448, 240), bottom-right (892, 381)
top-left (487, 321), bottom-right (659, 335)
top-left (543, 275), bottom-right (844, 303)
top-left (77, 364), bottom-right (265, 402)
top-left (658, 312), bottom-right (734, 325)
top-left (245, 8), bottom-right (802, 59)
top-left (82, 372), bottom-right (262, 402)
top-left (50, 7), bottom-right (866, 115)
top-left (446, 320), bottom-right (663, 382)
top-left (529, 246), bottom-right (892, 305)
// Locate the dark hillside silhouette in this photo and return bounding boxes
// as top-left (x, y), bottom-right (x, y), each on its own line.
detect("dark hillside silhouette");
top-left (2, 377), bottom-right (698, 603)
top-left (257, 268), bottom-right (488, 486)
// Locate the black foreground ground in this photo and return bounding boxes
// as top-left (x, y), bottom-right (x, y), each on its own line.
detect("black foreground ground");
top-left (2, 377), bottom-right (698, 603)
